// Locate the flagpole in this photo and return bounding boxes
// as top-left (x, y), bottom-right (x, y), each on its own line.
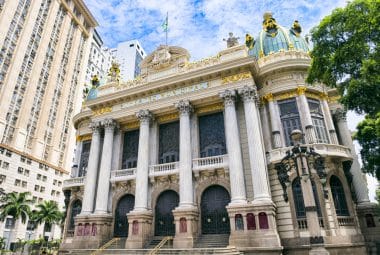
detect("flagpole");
top-left (165, 12), bottom-right (168, 46)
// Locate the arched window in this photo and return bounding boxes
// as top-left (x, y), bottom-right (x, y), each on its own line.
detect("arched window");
top-left (292, 178), bottom-right (322, 219)
top-left (247, 213), bottom-right (256, 230)
top-left (258, 212), bottom-right (269, 229)
top-left (235, 214), bottom-right (244, 231)
top-left (69, 200), bottom-right (82, 230)
top-left (330, 176), bottom-right (349, 216)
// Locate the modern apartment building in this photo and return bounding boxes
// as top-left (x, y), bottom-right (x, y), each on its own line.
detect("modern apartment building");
top-left (0, 0), bottom-right (97, 247)
top-left (84, 29), bottom-right (115, 85)
top-left (113, 39), bottom-right (146, 81)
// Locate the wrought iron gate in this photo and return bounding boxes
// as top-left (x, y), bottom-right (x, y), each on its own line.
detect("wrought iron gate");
top-left (201, 185), bottom-right (231, 234)
top-left (155, 190), bottom-right (179, 236)
top-left (114, 194), bottom-right (135, 237)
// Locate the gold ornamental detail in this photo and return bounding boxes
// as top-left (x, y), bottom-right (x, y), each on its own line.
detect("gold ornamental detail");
top-left (328, 95), bottom-right (341, 103)
top-left (157, 113), bottom-right (179, 123)
top-left (93, 106), bottom-right (112, 116)
top-left (296, 86), bottom-right (307, 95)
top-left (76, 134), bottom-right (92, 142)
top-left (222, 72), bottom-right (252, 84)
top-left (125, 121), bottom-right (140, 130)
top-left (274, 91), bottom-right (298, 101)
top-left (262, 93), bottom-right (274, 102)
top-left (196, 103), bottom-right (224, 114)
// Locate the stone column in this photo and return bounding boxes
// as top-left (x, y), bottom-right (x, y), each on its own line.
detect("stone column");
top-left (80, 121), bottom-right (101, 215)
top-left (334, 108), bottom-right (370, 204)
top-left (263, 93), bottom-right (282, 148)
top-left (134, 110), bottom-right (153, 211)
top-left (94, 119), bottom-right (117, 214)
top-left (220, 90), bottom-right (247, 205)
top-left (320, 95), bottom-right (338, 144)
top-left (239, 86), bottom-right (272, 203)
top-left (297, 86), bottom-right (317, 144)
top-left (176, 100), bottom-right (194, 208)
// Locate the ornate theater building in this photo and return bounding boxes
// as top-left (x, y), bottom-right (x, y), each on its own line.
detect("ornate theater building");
top-left (60, 14), bottom-right (380, 254)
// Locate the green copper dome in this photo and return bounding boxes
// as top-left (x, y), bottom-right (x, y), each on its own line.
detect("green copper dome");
top-left (249, 13), bottom-right (309, 58)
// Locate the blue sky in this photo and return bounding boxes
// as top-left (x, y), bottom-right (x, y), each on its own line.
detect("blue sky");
top-left (84, 0), bottom-right (348, 60)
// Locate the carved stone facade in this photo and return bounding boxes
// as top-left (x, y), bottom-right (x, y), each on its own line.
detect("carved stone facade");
top-left (61, 34), bottom-right (378, 254)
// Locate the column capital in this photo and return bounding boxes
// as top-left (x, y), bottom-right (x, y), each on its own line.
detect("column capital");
top-left (219, 89), bottom-right (236, 106)
top-left (334, 108), bottom-right (347, 121)
top-left (175, 100), bottom-right (193, 115)
top-left (296, 86), bottom-right (307, 95)
top-left (238, 86), bottom-right (259, 105)
top-left (89, 121), bottom-right (101, 133)
top-left (136, 110), bottom-right (153, 124)
top-left (263, 93), bottom-right (274, 102)
top-left (102, 119), bottom-right (118, 131)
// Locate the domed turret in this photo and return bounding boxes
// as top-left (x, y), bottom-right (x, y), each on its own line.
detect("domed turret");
top-left (249, 12), bottom-right (309, 58)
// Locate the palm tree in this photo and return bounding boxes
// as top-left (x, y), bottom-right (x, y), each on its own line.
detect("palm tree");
top-left (0, 192), bottom-right (33, 249)
top-left (32, 200), bottom-right (64, 241)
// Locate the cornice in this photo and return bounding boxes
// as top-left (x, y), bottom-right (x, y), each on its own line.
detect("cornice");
top-left (72, 0), bottom-right (98, 27)
top-left (85, 56), bottom-right (257, 109)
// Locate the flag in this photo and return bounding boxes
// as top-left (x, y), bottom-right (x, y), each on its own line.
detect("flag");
top-left (162, 13), bottom-right (168, 32)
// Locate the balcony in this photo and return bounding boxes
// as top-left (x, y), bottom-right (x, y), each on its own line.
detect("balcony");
top-left (149, 162), bottom-right (179, 177)
top-left (337, 216), bottom-right (355, 227)
top-left (63, 176), bottom-right (85, 190)
top-left (110, 168), bottom-right (136, 183)
top-left (267, 144), bottom-right (352, 164)
top-left (192, 154), bottom-right (229, 177)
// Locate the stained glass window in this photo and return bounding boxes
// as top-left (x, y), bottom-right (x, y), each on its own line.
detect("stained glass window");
top-left (122, 130), bottom-right (139, 169)
top-left (199, 112), bottom-right (226, 157)
top-left (159, 122), bottom-right (179, 163)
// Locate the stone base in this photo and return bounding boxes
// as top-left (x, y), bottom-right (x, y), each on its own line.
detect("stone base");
top-left (227, 202), bottom-right (281, 249)
top-left (172, 206), bottom-right (199, 248)
top-left (63, 213), bottom-right (113, 250)
top-left (125, 210), bottom-right (153, 249)
top-left (356, 202), bottom-right (380, 255)
top-left (309, 246), bottom-right (329, 255)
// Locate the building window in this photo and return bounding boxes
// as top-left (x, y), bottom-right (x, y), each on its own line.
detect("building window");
top-left (0, 174), bottom-right (5, 184)
top-left (365, 214), bottom-right (376, 228)
top-left (159, 121), bottom-right (179, 164)
top-left (14, 179), bottom-right (21, 186)
top-left (78, 141), bottom-right (90, 176)
top-left (34, 185), bottom-right (39, 191)
top-left (258, 212), bottom-right (269, 229)
top-left (308, 99), bottom-right (329, 143)
top-left (247, 213), bottom-right (256, 230)
top-left (5, 218), bottom-right (15, 228)
top-left (18, 167), bottom-right (24, 174)
top-left (2, 161), bottom-right (9, 169)
top-left (278, 98), bottom-right (303, 146)
top-left (21, 181), bottom-right (27, 188)
top-left (20, 156), bottom-right (26, 162)
top-left (199, 112), bottom-right (226, 157)
top-left (330, 176), bottom-right (349, 216)
top-left (235, 214), bottom-right (244, 230)
top-left (292, 177), bottom-right (322, 220)
top-left (24, 169), bottom-right (29, 176)
top-left (122, 130), bottom-right (139, 169)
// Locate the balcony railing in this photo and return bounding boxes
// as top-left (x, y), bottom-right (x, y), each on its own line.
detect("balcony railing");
top-left (337, 216), bottom-right (355, 226)
top-left (110, 168), bottom-right (136, 183)
top-left (267, 144), bottom-right (352, 164)
top-left (192, 154), bottom-right (229, 176)
top-left (63, 176), bottom-right (85, 189)
top-left (297, 217), bottom-right (324, 230)
top-left (149, 162), bottom-right (179, 177)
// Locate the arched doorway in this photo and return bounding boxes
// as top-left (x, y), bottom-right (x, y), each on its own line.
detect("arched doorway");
top-left (114, 194), bottom-right (135, 237)
top-left (201, 185), bottom-right (231, 234)
top-left (155, 190), bottom-right (179, 236)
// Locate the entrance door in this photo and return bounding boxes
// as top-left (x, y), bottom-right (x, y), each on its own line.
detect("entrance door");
top-left (155, 190), bottom-right (179, 236)
top-left (114, 194), bottom-right (135, 237)
top-left (201, 185), bottom-right (231, 234)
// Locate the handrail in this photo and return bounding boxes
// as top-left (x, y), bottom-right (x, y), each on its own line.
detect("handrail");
top-left (148, 236), bottom-right (173, 255)
top-left (91, 237), bottom-right (120, 255)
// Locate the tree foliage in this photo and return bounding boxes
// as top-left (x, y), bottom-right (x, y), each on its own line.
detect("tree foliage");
top-left (307, 0), bottom-right (380, 179)
top-left (32, 200), bottom-right (64, 236)
top-left (0, 192), bottom-right (33, 224)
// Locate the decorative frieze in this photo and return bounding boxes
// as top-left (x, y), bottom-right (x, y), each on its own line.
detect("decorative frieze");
top-left (92, 106), bottom-right (112, 116)
top-left (222, 72), bottom-right (252, 84)
top-left (196, 103), bottom-right (224, 114)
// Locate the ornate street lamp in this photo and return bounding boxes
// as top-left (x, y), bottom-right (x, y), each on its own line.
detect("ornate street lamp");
top-left (275, 130), bottom-right (328, 202)
top-left (275, 130), bottom-right (329, 251)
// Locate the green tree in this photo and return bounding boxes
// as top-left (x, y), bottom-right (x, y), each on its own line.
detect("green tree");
top-left (0, 192), bottom-right (33, 249)
top-left (307, 0), bottom-right (380, 179)
top-left (32, 200), bottom-right (64, 240)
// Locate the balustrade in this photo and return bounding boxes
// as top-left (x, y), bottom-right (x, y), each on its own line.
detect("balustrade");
top-left (149, 162), bottom-right (179, 176)
top-left (63, 176), bottom-right (85, 189)
top-left (110, 168), bottom-right (136, 183)
top-left (192, 154), bottom-right (229, 172)
top-left (337, 216), bottom-right (355, 226)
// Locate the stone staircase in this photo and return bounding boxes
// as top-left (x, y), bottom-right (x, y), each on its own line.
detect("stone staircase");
top-left (61, 234), bottom-right (244, 254)
top-left (195, 234), bottom-right (230, 248)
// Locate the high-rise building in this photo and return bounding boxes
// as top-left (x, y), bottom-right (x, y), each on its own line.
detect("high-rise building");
top-left (113, 39), bottom-right (146, 81)
top-left (60, 13), bottom-right (380, 255)
top-left (85, 29), bottom-right (115, 85)
top-left (0, 0), bottom-right (97, 247)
